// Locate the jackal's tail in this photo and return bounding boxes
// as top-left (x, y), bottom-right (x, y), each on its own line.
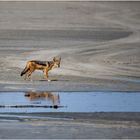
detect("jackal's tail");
top-left (20, 66), bottom-right (29, 76)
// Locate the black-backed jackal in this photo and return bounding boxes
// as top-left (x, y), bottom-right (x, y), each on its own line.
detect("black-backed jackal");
top-left (20, 57), bottom-right (61, 81)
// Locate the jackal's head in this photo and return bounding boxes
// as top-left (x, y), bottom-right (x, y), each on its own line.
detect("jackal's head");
top-left (52, 57), bottom-right (61, 69)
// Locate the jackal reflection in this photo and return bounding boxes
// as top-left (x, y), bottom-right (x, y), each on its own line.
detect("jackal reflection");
top-left (25, 91), bottom-right (60, 105)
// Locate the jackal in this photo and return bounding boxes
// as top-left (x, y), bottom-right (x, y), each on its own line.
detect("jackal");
top-left (20, 57), bottom-right (61, 81)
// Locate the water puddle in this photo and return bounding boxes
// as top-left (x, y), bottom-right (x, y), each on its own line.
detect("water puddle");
top-left (0, 91), bottom-right (140, 113)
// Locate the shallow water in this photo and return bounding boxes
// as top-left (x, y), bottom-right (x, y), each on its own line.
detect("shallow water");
top-left (0, 91), bottom-right (140, 113)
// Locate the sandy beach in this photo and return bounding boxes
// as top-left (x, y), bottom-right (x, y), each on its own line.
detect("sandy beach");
top-left (0, 1), bottom-right (140, 139)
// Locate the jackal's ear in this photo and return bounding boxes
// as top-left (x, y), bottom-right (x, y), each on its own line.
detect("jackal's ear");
top-left (58, 57), bottom-right (61, 61)
top-left (53, 56), bottom-right (61, 62)
top-left (53, 57), bottom-right (56, 62)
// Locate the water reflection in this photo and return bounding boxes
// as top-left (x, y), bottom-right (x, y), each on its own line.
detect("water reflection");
top-left (0, 91), bottom-right (140, 113)
top-left (24, 91), bottom-right (60, 105)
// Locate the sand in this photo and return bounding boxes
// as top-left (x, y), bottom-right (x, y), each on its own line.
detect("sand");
top-left (0, 1), bottom-right (139, 91)
top-left (0, 112), bottom-right (140, 139)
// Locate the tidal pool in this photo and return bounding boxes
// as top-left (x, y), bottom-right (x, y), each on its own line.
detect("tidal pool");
top-left (0, 91), bottom-right (140, 113)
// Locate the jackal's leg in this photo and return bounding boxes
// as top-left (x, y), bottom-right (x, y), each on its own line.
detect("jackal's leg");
top-left (27, 72), bottom-right (32, 81)
top-left (44, 69), bottom-right (50, 81)
top-left (26, 69), bottom-right (34, 81)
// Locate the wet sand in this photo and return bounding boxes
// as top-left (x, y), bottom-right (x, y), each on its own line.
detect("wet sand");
top-left (0, 2), bottom-right (140, 91)
top-left (0, 112), bottom-right (140, 139)
top-left (0, 1), bottom-right (140, 138)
